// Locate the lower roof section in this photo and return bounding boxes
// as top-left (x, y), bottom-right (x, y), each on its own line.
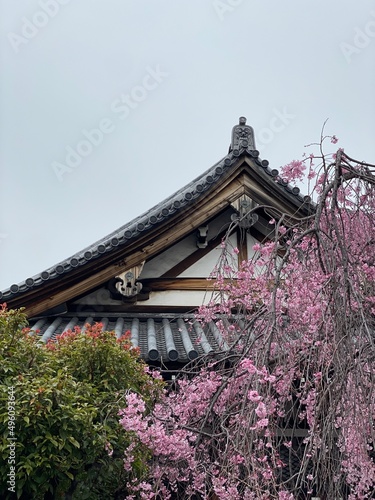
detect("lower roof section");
top-left (29, 313), bottom-right (230, 366)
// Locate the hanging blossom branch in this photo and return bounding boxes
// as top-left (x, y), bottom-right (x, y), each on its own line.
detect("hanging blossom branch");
top-left (118, 133), bottom-right (375, 499)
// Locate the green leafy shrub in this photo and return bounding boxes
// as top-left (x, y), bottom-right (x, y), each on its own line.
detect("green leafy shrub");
top-left (0, 305), bottom-right (163, 499)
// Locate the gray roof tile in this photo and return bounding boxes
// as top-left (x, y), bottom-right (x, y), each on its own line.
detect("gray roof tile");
top-left (28, 314), bottom-right (231, 364)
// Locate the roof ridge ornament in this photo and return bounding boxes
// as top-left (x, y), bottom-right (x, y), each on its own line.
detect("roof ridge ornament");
top-left (230, 116), bottom-right (256, 152)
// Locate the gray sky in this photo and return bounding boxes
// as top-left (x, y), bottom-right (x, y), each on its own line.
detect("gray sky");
top-left (1, 0), bottom-right (374, 291)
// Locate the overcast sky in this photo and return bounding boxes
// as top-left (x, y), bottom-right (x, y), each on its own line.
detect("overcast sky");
top-left (1, 0), bottom-right (374, 291)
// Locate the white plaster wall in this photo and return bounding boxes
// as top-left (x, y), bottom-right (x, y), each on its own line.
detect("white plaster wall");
top-left (144, 289), bottom-right (216, 307)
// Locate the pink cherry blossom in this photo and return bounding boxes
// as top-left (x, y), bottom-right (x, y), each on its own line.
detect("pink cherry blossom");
top-left (117, 138), bottom-right (375, 498)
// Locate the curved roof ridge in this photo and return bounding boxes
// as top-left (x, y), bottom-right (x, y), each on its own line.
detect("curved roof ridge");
top-left (1, 133), bottom-right (313, 302)
top-left (1, 152), bottom-right (232, 300)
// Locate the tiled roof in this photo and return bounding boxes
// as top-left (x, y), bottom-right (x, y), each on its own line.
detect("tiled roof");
top-left (29, 314), bottom-right (231, 364)
top-left (1, 118), bottom-right (313, 303)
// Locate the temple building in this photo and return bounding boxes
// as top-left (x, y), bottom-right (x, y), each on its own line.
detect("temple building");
top-left (0, 118), bottom-right (312, 372)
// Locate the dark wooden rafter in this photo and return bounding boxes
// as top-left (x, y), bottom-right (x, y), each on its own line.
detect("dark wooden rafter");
top-left (67, 303), bottom-right (198, 314)
top-left (160, 228), bottom-right (229, 278)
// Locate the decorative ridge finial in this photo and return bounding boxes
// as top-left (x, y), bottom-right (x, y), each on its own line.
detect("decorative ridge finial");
top-left (230, 116), bottom-right (255, 151)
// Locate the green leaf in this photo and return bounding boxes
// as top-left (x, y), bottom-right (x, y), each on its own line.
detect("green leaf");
top-left (68, 436), bottom-right (81, 448)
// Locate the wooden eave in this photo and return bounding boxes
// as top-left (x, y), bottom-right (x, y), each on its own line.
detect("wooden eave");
top-left (3, 154), bottom-right (312, 318)
top-left (7, 165), bottom-right (242, 316)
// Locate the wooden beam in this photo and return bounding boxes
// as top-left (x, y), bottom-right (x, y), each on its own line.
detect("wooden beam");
top-left (236, 228), bottom-right (248, 265)
top-left (67, 304), bottom-right (198, 314)
top-left (139, 278), bottom-right (218, 291)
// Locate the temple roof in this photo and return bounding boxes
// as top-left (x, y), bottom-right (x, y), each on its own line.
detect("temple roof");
top-left (28, 313), bottom-right (232, 366)
top-left (1, 117), bottom-right (312, 308)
